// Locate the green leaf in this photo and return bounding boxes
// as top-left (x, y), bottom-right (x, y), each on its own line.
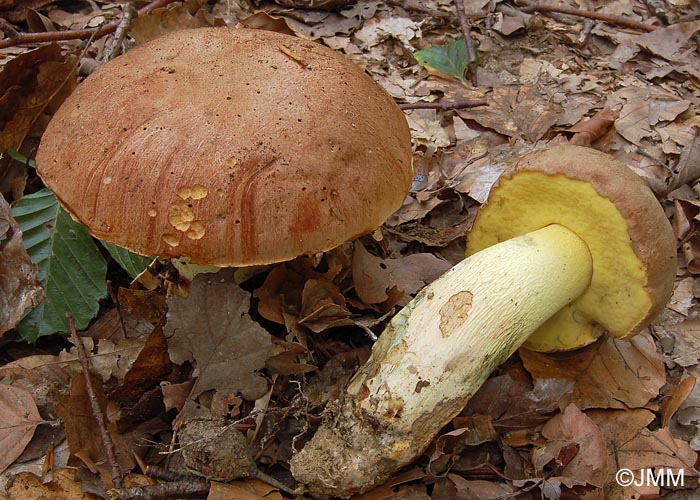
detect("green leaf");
top-left (6, 148), bottom-right (36, 169)
top-left (101, 241), bottom-right (153, 279)
top-left (11, 189), bottom-right (107, 341)
top-left (414, 39), bottom-right (469, 82)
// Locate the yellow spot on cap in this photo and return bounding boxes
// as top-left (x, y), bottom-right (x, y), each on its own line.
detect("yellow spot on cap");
top-left (178, 186), bottom-right (192, 199)
top-left (162, 234), bottom-right (179, 247)
top-left (226, 157), bottom-right (238, 167)
top-left (103, 176), bottom-right (112, 185)
top-left (169, 200), bottom-right (194, 231)
top-left (186, 221), bottom-right (206, 240)
top-left (190, 185), bottom-right (208, 200)
top-left (217, 188), bottom-right (224, 197)
top-left (148, 208), bottom-right (157, 217)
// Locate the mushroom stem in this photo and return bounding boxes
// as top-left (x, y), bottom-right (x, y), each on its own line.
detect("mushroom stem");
top-left (290, 224), bottom-right (593, 498)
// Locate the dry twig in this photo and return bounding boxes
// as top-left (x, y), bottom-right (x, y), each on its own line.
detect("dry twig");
top-left (67, 313), bottom-right (123, 489)
top-left (399, 98), bottom-right (488, 111)
top-left (105, 3), bottom-right (138, 61)
top-left (108, 481), bottom-right (210, 500)
top-left (0, 0), bottom-right (177, 49)
top-left (455, 0), bottom-right (478, 85)
top-left (517, 1), bottom-right (657, 32)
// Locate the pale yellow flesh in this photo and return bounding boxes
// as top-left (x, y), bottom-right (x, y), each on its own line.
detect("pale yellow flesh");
top-left (290, 225), bottom-right (593, 496)
top-left (468, 172), bottom-right (651, 351)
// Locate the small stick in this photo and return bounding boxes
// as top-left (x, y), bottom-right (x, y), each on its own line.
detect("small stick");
top-left (518, 1), bottom-right (657, 32)
top-left (399, 98), bottom-right (488, 111)
top-left (105, 3), bottom-right (137, 61)
top-left (107, 481), bottom-right (210, 500)
top-left (455, 0), bottom-right (478, 85)
top-left (67, 313), bottom-right (123, 489)
top-left (0, 17), bottom-right (21, 39)
top-left (106, 281), bottom-right (128, 340)
top-left (0, 0), bottom-right (176, 49)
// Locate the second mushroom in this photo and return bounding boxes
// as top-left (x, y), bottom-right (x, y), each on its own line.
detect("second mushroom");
top-left (290, 145), bottom-right (677, 498)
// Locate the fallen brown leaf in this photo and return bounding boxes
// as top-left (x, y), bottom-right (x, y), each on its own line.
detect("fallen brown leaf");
top-left (520, 332), bottom-right (665, 410)
top-left (535, 404), bottom-right (607, 489)
top-left (5, 468), bottom-right (100, 499)
top-left (110, 325), bottom-right (172, 407)
top-left (457, 85), bottom-right (561, 142)
top-left (433, 475), bottom-right (515, 500)
top-left (0, 43), bottom-right (77, 198)
top-left (0, 384), bottom-right (43, 474)
top-left (464, 367), bottom-right (574, 430)
top-left (299, 279), bottom-right (354, 333)
top-left (130, 0), bottom-right (224, 44)
top-left (662, 376), bottom-right (697, 428)
top-left (208, 478), bottom-right (284, 500)
top-left (166, 270), bottom-right (272, 401)
top-left (0, 194), bottom-right (43, 334)
top-left (665, 319), bottom-right (700, 367)
top-left (569, 108), bottom-right (619, 146)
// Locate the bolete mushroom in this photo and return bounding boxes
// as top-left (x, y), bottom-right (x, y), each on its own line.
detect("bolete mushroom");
top-left (289, 145), bottom-right (677, 498)
top-left (35, 27), bottom-right (413, 266)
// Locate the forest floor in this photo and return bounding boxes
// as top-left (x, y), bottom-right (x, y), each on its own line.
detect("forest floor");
top-left (2, 0), bottom-right (700, 499)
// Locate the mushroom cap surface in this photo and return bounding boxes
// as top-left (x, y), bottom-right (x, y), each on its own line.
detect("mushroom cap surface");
top-left (467, 145), bottom-right (676, 352)
top-left (36, 27), bottom-right (413, 266)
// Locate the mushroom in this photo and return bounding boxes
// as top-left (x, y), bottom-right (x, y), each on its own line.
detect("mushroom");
top-left (289, 145), bottom-right (677, 498)
top-left (35, 27), bottom-right (413, 267)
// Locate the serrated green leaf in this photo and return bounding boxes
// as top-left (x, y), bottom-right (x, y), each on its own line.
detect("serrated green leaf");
top-left (414, 39), bottom-right (468, 82)
top-left (101, 241), bottom-right (153, 279)
top-left (11, 189), bottom-right (107, 341)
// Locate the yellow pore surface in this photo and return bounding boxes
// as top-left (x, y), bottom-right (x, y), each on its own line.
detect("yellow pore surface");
top-left (467, 172), bottom-right (651, 352)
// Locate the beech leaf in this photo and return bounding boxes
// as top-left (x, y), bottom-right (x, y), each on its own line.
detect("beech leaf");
top-left (165, 270), bottom-right (272, 401)
top-left (520, 331), bottom-right (665, 409)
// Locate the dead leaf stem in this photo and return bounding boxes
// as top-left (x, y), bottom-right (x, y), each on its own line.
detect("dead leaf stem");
top-left (517, 1), bottom-right (657, 32)
top-left (399, 98), bottom-right (488, 111)
top-left (0, 0), bottom-right (177, 49)
top-left (66, 313), bottom-right (123, 489)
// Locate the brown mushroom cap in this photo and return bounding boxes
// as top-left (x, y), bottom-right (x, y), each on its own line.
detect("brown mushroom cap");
top-left (36, 27), bottom-right (413, 266)
top-left (467, 145), bottom-right (677, 352)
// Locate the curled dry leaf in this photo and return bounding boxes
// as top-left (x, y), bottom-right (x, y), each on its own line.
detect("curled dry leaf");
top-left (299, 278), bottom-right (354, 333)
top-left (661, 376), bottom-right (696, 428)
top-left (520, 331), bottom-right (665, 410)
top-left (568, 107), bottom-right (619, 146)
top-left (0, 194), bottom-right (43, 335)
top-left (464, 368), bottom-right (574, 431)
top-left (165, 270), bottom-right (272, 401)
top-left (0, 384), bottom-right (43, 475)
top-left (110, 325), bottom-right (172, 406)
